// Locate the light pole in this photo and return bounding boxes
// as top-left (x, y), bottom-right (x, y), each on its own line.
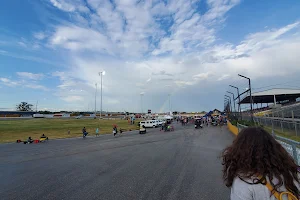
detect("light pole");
top-left (238, 74), bottom-right (253, 122)
top-left (229, 85), bottom-right (242, 120)
top-left (98, 71), bottom-right (105, 119)
top-left (95, 83), bottom-right (97, 117)
top-left (224, 99), bottom-right (230, 112)
top-left (227, 91), bottom-right (236, 112)
top-left (140, 93), bottom-right (144, 114)
top-left (168, 94), bottom-right (171, 114)
top-left (36, 100), bottom-right (38, 112)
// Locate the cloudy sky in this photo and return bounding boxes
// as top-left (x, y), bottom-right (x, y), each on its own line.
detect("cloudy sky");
top-left (1, 0), bottom-right (300, 112)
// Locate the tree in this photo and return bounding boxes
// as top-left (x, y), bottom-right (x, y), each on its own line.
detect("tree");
top-left (16, 102), bottom-right (33, 111)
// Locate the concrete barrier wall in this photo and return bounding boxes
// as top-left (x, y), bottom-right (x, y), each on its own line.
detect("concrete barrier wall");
top-left (227, 121), bottom-right (239, 136)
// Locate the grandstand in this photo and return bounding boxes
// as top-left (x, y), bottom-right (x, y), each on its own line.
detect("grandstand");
top-left (239, 88), bottom-right (300, 119)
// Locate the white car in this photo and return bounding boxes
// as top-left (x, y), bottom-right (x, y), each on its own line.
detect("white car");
top-left (139, 120), bottom-right (159, 128)
top-left (75, 115), bottom-right (82, 119)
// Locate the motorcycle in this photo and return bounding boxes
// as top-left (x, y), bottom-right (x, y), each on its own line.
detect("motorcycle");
top-left (195, 124), bottom-right (203, 129)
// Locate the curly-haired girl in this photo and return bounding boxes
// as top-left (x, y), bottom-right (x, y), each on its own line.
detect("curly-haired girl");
top-left (222, 127), bottom-right (300, 200)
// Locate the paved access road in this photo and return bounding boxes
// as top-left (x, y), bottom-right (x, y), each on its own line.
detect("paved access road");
top-left (0, 123), bottom-right (234, 200)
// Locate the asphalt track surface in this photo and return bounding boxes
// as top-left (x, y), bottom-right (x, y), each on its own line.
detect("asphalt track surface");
top-left (0, 123), bottom-right (234, 200)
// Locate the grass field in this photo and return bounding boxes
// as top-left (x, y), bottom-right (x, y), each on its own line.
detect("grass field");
top-left (263, 126), bottom-right (300, 142)
top-left (0, 118), bottom-right (140, 143)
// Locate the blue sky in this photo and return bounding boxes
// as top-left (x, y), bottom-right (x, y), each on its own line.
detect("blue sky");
top-left (1, 0), bottom-right (300, 112)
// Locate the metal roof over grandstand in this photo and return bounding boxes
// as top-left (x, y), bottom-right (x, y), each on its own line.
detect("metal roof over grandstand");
top-left (239, 88), bottom-right (300, 104)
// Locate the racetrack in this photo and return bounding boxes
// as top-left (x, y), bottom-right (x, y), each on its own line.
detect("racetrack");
top-left (0, 123), bottom-right (234, 200)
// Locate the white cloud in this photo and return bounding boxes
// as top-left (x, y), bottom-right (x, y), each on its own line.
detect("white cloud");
top-left (50, 25), bottom-right (113, 54)
top-left (49, 0), bottom-right (77, 12)
top-left (0, 76), bottom-right (48, 91)
top-left (235, 21), bottom-right (300, 56)
top-left (0, 78), bottom-right (19, 87)
top-left (47, 0), bottom-right (238, 57)
top-left (61, 95), bottom-right (84, 102)
top-left (33, 32), bottom-right (46, 40)
top-left (24, 84), bottom-right (48, 91)
top-left (49, 0), bottom-right (90, 13)
top-left (17, 72), bottom-right (44, 80)
top-left (18, 41), bottom-right (27, 48)
top-left (193, 72), bottom-right (211, 80)
top-left (217, 74), bottom-right (230, 81)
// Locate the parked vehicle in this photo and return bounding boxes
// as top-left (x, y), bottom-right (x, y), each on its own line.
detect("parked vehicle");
top-left (139, 120), bottom-right (159, 128)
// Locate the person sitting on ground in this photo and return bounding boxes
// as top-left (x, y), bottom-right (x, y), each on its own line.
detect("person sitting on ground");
top-left (222, 127), bottom-right (300, 200)
top-left (82, 127), bottom-right (88, 137)
top-left (40, 134), bottom-right (48, 140)
top-left (27, 136), bottom-right (33, 143)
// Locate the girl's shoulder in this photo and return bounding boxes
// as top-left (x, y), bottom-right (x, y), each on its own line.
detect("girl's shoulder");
top-left (232, 176), bottom-right (273, 200)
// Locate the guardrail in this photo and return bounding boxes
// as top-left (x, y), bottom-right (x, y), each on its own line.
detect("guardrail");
top-left (237, 122), bottom-right (300, 165)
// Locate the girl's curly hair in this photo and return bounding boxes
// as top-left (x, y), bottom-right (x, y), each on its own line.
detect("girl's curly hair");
top-left (222, 127), bottom-right (299, 197)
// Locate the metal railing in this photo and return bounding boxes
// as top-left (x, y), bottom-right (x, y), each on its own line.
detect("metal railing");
top-left (237, 122), bottom-right (300, 165)
top-left (264, 103), bottom-right (300, 119)
top-left (241, 114), bottom-right (300, 137)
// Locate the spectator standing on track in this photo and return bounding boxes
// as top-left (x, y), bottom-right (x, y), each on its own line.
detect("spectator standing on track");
top-left (113, 125), bottom-right (118, 137)
top-left (222, 127), bottom-right (300, 200)
top-left (95, 128), bottom-right (99, 137)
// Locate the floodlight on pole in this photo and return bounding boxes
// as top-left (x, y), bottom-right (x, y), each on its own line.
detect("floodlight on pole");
top-left (168, 94), bottom-right (171, 113)
top-left (95, 83), bottom-right (97, 116)
top-left (224, 99), bottom-right (230, 112)
top-left (140, 93), bottom-right (144, 114)
top-left (238, 74), bottom-right (253, 122)
top-left (225, 95), bottom-right (232, 113)
top-left (229, 85), bottom-right (242, 120)
top-left (98, 71), bottom-right (105, 119)
top-left (227, 91), bottom-right (236, 112)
